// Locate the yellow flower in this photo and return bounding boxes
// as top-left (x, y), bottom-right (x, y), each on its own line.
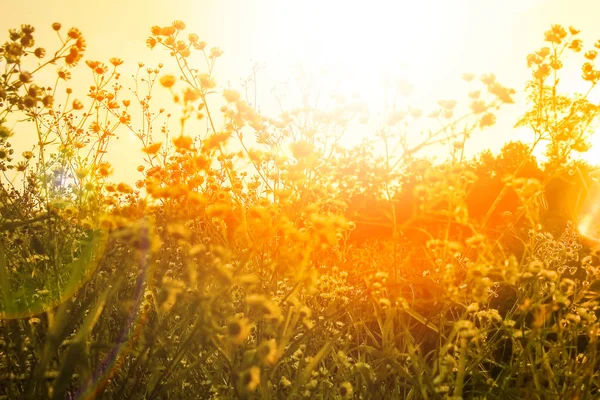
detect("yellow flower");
top-left (210, 47), bottom-right (224, 58)
top-left (172, 20), bottom-right (186, 30)
top-left (479, 112), bottom-right (496, 128)
top-left (240, 367), bottom-right (261, 392)
top-left (183, 88), bottom-right (201, 103)
top-left (340, 382), bottom-right (353, 399)
top-left (146, 37), bottom-right (157, 49)
top-left (256, 339), bottom-right (279, 365)
top-left (142, 142), bottom-right (162, 155)
top-left (173, 135), bottom-right (193, 150)
top-left (72, 99), bottom-right (84, 110)
top-left (227, 316), bottom-right (251, 345)
top-left (199, 73), bottom-right (216, 89)
top-left (222, 89), bottom-right (240, 103)
top-left (159, 75), bottom-right (176, 88)
top-left (67, 27), bottom-right (82, 39)
top-left (585, 50), bottom-right (598, 61)
top-left (109, 57), bottom-right (123, 66)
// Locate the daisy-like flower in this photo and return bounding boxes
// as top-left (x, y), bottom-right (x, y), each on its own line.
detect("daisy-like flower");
top-left (173, 135), bottom-right (193, 151)
top-left (227, 316), bottom-right (251, 345)
top-left (340, 382), bottom-right (353, 399)
top-left (57, 68), bottom-right (71, 80)
top-left (72, 99), bottom-right (84, 110)
top-left (67, 27), bottom-right (82, 39)
top-left (240, 367), bottom-right (261, 392)
top-left (142, 142), bottom-right (162, 155)
top-left (199, 73), bottom-right (216, 89)
top-left (109, 57), bottom-right (123, 67)
top-left (172, 20), bottom-right (186, 30)
top-left (146, 37), bottom-right (157, 49)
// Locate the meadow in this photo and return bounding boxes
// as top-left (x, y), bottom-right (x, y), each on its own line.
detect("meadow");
top-left (1, 20), bottom-right (600, 399)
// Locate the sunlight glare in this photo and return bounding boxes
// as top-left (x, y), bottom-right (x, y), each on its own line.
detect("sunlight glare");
top-left (266, 0), bottom-right (471, 107)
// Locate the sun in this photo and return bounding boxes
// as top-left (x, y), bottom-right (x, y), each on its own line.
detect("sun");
top-left (265, 0), bottom-right (471, 99)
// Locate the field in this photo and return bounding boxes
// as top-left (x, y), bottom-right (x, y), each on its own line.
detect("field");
top-left (2, 20), bottom-right (600, 399)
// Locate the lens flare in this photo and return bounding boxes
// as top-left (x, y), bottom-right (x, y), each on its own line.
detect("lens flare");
top-left (578, 183), bottom-right (600, 243)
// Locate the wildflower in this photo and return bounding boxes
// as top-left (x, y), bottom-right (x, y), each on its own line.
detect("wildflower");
top-left (379, 298), bottom-right (392, 308)
top-left (52, 22), bottom-right (61, 31)
top-left (223, 89), bottom-right (240, 102)
top-left (240, 366), bottom-right (261, 392)
top-left (173, 135), bottom-right (193, 150)
top-left (526, 53), bottom-right (542, 67)
top-left (160, 26), bottom-right (176, 36)
top-left (75, 37), bottom-right (86, 50)
top-left (210, 47), bottom-right (224, 58)
top-left (16, 162), bottom-right (27, 172)
top-left (22, 151), bottom-right (33, 160)
top-left (570, 39), bottom-right (583, 52)
top-left (41, 95), bottom-right (53, 108)
top-left (246, 294), bottom-right (282, 321)
top-left (298, 305), bottom-right (312, 319)
top-left (0, 126), bottom-right (13, 139)
top-left (480, 74), bottom-right (496, 85)
top-left (72, 99), bottom-right (84, 110)
top-left (28, 317), bottom-right (41, 326)
top-left (34, 47), bottom-right (46, 58)
top-left (142, 142), bottom-right (162, 155)
top-left (586, 50), bottom-right (598, 61)
top-left (93, 63), bottom-right (108, 75)
top-left (256, 339), bottom-right (279, 365)
top-left (466, 302), bottom-right (479, 313)
top-left (340, 382), bottom-right (353, 399)
top-left (57, 68), bottom-right (71, 80)
top-left (280, 376), bottom-right (292, 388)
top-left (172, 20), bottom-right (186, 30)
top-left (67, 27), bottom-right (82, 39)
top-left (20, 34), bottom-right (34, 48)
top-left (159, 74), bottom-right (176, 88)
top-left (199, 73), bottom-right (216, 89)
top-left (23, 96), bottom-right (36, 108)
top-left (183, 88), bottom-right (200, 102)
top-left (469, 100), bottom-right (486, 114)
top-left (65, 48), bottom-right (83, 66)
top-left (117, 182), bottom-right (133, 194)
top-left (461, 73), bottom-right (475, 82)
top-left (479, 112), bottom-right (496, 128)
top-left (188, 33), bottom-right (199, 43)
top-left (109, 57), bottom-right (123, 66)
top-left (74, 168), bottom-right (87, 179)
top-left (97, 162), bottom-right (113, 177)
top-left (19, 71), bottom-right (32, 83)
top-left (193, 41), bottom-right (207, 50)
top-left (146, 37), bottom-right (157, 49)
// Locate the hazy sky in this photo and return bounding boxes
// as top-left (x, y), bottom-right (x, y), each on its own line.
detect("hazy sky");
top-left (3, 0), bottom-right (600, 182)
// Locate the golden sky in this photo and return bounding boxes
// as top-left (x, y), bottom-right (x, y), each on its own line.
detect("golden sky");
top-left (4, 0), bottom-right (600, 182)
